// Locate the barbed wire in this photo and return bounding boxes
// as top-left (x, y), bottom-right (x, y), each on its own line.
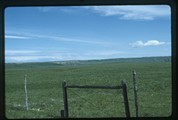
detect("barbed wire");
top-left (68, 89), bottom-right (120, 117)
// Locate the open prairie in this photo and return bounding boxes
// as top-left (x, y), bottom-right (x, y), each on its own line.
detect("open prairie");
top-left (5, 57), bottom-right (172, 118)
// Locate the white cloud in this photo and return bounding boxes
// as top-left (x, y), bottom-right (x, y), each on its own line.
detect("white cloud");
top-left (6, 55), bottom-right (63, 63)
top-left (5, 49), bottom-right (78, 62)
top-left (6, 56), bottom-right (48, 62)
top-left (47, 36), bottom-right (111, 45)
top-left (5, 50), bottom-right (43, 62)
top-left (37, 7), bottom-right (79, 13)
top-left (37, 5), bottom-right (170, 20)
top-left (6, 55), bottom-right (68, 62)
top-left (5, 50), bottom-right (40, 55)
top-left (6, 31), bottom-right (111, 46)
top-left (87, 5), bottom-right (170, 20)
top-left (130, 40), bottom-right (165, 47)
top-left (37, 7), bottom-right (57, 12)
top-left (5, 35), bottom-right (29, 39)
top-left (5, 49), bottom-right (125, 63)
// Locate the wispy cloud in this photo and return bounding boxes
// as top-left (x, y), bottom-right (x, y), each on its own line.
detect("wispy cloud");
top-left (5, 35), bottom-right (29, 39)
top-left (5, 49), bottom-right (125, 63)
top-left (6, 31), bottom-right (111, 46)
top-left (37, 5), bottom-right (170, 20)
top-left (5, 49), bottom-right (63, 62)
top-left (37, 7), bottom-right (57, 12)
top-left (86, 5), bottom-right (170, 20)
top-left (130, 40), bottom-right (165, 47)
top-left (5, 50), bottom-right (40, 55)
top-left (6, 56), bottom-right (49, 62)
top-left (37, 7), bottom-right (80, 14)
top-left (46, 36), bottom-right (110, 45)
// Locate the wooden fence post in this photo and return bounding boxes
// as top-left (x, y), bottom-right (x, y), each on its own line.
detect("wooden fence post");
top-left (24, 75), bottom-right (29, 111)
top-left (62, 81), bottom-right (69, 118)
top-left (133, 70), bottom-right (139, 117)
top-left (121, 80), bottom-right (130, 117)
top-left (61, 110), bottom-right (64, 118)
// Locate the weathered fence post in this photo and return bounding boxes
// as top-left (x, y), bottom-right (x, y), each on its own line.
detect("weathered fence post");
top-left (60, 110), bottom-right (64, 118)
top-left (62, 81), bottom-right (69, 118)
top-left (133, 70), bottom-right (139, 117)
top-left (121, 80), bottom-right (130, 117)
top-left (24, 75), bottom-right (29, 111)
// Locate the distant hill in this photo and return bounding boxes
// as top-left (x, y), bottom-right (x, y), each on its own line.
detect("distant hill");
top-left (5, 56), bottom-right (171, 69)
top-left (53, 56), bottom-right (171, 64)
top-left (95, 56), bottom-right (171, 63)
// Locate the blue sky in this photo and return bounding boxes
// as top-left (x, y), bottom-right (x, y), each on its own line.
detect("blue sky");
top-left (5, 5), bottom-right (171, 63)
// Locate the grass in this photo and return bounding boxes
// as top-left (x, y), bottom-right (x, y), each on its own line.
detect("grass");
top-left (5, 58), bottom-right (172, 118)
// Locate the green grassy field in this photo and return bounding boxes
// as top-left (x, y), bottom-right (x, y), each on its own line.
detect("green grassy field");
top-left (5, 57), bottom-right (172, 118)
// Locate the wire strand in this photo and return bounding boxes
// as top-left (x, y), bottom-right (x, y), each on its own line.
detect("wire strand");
top-left (68, 89), bottom-right (119, 117)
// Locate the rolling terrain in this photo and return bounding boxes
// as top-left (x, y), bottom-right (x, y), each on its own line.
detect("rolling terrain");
top-left (5, 56), bottom-right (172, 118)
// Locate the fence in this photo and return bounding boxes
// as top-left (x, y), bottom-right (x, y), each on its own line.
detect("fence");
top-left (60, 80), bottom-right (130, 118)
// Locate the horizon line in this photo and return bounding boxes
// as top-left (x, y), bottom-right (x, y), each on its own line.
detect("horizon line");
top-left (5, 55), bottom-right (171, 64)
